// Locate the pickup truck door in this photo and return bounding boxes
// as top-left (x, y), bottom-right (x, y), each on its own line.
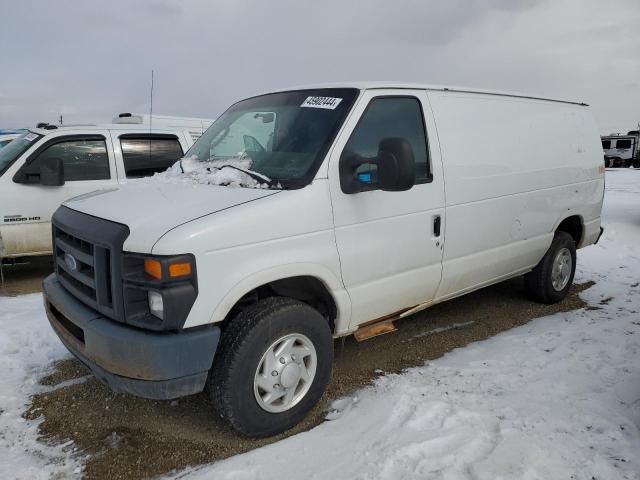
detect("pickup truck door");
top-left (0, 130), bottom-right (118, 257)
top-left (328, 89), bottom-right (446, 329)
top-left (110, 131), bottom-right (187, 181)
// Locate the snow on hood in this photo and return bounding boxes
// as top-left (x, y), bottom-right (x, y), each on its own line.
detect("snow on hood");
top-left (147, 155), bottom-right (278, 189)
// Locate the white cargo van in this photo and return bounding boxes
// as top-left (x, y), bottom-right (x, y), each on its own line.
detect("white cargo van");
top-left (0, 115), bottom-right (212, 266)
top-left (42, 84), bottom-right (605, 437)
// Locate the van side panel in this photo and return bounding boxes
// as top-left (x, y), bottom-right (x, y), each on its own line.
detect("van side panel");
top-left (427, 91), bottom-right (604, 300)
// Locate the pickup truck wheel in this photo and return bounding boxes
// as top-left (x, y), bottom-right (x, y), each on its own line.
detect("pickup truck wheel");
top-left (207, 297), bottom-right (333, 437)
top-left (524, 231), bottom-right (576, 304)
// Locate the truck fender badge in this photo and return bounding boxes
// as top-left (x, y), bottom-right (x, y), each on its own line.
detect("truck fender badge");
top-left (64, 253), bottom-right (78, 272)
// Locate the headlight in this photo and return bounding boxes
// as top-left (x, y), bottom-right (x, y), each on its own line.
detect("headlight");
top-left (122, 253), bottom-right (197, 331)
top-left (148, 290), bottom-right (164, 319)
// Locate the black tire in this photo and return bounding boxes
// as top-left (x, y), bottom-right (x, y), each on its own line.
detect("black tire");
top-left (207, 297), bottom-right (333, 437)
top-left (524, 231), bottom-right (576, 304)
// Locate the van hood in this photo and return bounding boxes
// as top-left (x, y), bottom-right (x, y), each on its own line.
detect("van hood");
top-left (64, 183), bottom-right (279, 252)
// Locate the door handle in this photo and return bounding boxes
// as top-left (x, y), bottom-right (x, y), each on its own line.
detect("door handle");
top-left (433, 215), bottom-right (441, 237)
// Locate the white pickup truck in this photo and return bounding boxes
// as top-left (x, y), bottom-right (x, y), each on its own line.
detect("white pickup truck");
top-left (42, 83), bottom-right (604, 437)
top-left (0, 114), bottom-right (212, 266)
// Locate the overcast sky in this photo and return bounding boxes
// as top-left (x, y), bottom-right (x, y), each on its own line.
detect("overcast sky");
top-left (1, 0), bottom-right (638, 134)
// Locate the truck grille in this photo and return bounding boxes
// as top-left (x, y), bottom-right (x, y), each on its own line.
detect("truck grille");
top-left (54, 226), bottom-right (113, 312)
top-left (52, 206), bottom-right (129, 322)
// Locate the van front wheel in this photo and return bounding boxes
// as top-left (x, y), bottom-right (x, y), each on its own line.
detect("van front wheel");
top-left (525, 231), bottom-right (576, 304)
top-left (207, 297), bottom-right (333, 437)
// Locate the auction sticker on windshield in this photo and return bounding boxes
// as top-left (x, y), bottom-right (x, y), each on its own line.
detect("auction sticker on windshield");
top-left (24, 133), bottom-right (38, 142)
top-left (301, 96), bottom-right (342, 110)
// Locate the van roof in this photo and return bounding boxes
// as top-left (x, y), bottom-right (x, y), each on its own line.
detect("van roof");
top-left (261, 82), bottom-right (589, 107)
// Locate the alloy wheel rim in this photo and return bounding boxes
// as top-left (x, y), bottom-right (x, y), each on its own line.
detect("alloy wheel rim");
top-left (551, 247), bottom-right (572, 291)
top-left (253, 333), bottom-right (317, 413)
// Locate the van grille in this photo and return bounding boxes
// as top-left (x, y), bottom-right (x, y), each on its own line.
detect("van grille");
top-left (54, 225), bottom-right (113, 313)
top-left (52, 206), bottom-right (129, 322)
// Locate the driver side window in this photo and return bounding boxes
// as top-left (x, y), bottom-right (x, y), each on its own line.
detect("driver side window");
top-left (343, 97), bottom-right (431, 185)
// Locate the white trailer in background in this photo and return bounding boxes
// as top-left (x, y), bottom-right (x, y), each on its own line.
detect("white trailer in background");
top-left (601, 131), bottom-right (639, 168)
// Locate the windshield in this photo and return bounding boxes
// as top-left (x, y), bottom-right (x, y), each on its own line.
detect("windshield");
top-left (182, 88), bottom-right (358, 188)
top-left (0, 132), bottom-right (42, 178)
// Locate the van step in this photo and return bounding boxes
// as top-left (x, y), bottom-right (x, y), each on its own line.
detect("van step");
top-left (354, 319), bottom-right (397, 342)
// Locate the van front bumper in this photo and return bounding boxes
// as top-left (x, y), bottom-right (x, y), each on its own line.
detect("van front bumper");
top-left (42, 274), bottom-right (219, 400)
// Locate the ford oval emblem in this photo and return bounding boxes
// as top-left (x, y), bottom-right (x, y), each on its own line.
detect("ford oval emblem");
top-left (64, 253), bottom-right (78, 272)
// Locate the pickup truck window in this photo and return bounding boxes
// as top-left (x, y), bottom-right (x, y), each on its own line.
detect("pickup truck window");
top-left (601, 140), bottom-right (611, 149)
top-left (616, 139), bottom-right (632, 149)
top-left (343, 97), bottom-right (431, 186)
top-left (25, 138), bottom-right (110, 182)
top-left (185, 88), bottom-right (358, 188)
top-left (0, 131), bottom-right (43, 178)
top-left (121, 136), bottom-right (184, 178)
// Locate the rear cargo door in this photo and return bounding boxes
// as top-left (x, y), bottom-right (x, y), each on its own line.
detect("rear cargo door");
top-left (328, 89), bottom-right (446, 329)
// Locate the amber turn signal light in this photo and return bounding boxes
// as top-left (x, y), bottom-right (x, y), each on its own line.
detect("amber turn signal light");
top-left (144, 259), bottom-right (163, 280)
top-left (169, 262), bottom-right (192, 278)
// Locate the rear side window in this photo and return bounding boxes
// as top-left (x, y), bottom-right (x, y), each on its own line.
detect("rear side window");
top-left (343, 97), bottom-right (431, 185)
top-left (120, 136), bottom-right (183, 178)
top-left (601, 140), bottom-right (611, 149)
top-left (22, 138), bottom-right (110, 182)
top-left (616, 139), bottom-right (632, 149)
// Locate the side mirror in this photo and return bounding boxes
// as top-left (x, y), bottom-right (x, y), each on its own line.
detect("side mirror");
top-left (39, 157), bottom-right (65, 186)
top-left (339, 137), bottom-right (415, 194)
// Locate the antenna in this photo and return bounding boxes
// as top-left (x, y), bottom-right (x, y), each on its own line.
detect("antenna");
top-left (149, 69), bottom-right (154, 160)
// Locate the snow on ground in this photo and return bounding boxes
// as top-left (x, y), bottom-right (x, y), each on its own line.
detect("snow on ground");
top-left (0, 294), bottom-right (80, 479)
top-left (0, 170), bottom-right (638, 479)
top-left (172, 170), bottom-right (640, 479)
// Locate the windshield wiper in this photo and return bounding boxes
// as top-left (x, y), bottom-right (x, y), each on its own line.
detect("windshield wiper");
top-left (207, 164), bottom-right (276, 188)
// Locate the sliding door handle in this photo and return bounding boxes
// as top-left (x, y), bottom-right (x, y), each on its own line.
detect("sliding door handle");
top-left (433, 215), bottom-right (441, 237)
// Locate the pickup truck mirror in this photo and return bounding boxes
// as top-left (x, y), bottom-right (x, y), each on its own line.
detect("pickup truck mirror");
top-left (39, 157), bottom-right (65, 186)
top-left (339, 137), bottom-right (415, 194)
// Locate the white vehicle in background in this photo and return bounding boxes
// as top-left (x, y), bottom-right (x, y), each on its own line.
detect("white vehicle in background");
top-left (601, 132), bottom-right (639, 168)
top-left (0, 114), bottom-right (213, 266)
top-left (42, 83), bottom-right (604, 437)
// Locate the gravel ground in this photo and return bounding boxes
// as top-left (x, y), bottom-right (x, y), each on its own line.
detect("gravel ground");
top-left (0, 256), bottom-right (53, 297)
top-left (7, 263), bottom-right (591, 480)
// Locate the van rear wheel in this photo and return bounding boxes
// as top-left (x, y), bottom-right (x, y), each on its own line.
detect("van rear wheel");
top-left (207, 297), bottom-right (333, 437)
top-left (524, 231), bottom-right (576, 304)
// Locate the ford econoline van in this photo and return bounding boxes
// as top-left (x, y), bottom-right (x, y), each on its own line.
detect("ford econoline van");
top-left (42, 83), bottom-right (604, 436)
